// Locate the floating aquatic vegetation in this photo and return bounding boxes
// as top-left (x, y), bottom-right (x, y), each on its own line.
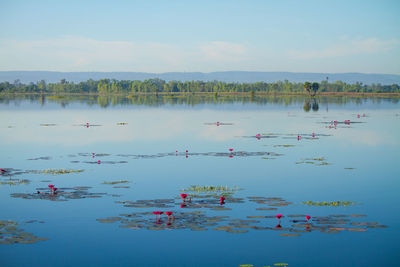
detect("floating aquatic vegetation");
top-left (11, 186), bottom-right (107, 201)
top-left (102, 180), bottom-right (129, 185)
top-left (40, 123), bottom-right (56, 126)
top-left (117, 122), bottom-right (128, 125)
top-left (113, 186), bottom-right (130, 189)
top-left (78, 152), bottom-right (111, 157)
top-left (302, 201), bottom-right (356, 207)
top-left (74, 123), bottom-right (102, 127)
top-left (239, 263), bottom-right (289, 267)
top-left (116, 151), bottom-right (283, 159)
top-left (319, 121), bottom-right (365, 124)
top-left (296, 157), bottom-right (330, 166)
top-left (204, 122), bottom-right (234, 126)
top-left (28, 169), bottom-right (84, 175)
top-left (84, 160), bottom-right (128, 164)
top-left (99, 194), bottom-right (384, 236)
top-left (27, 156), bottom-right (51, 161)
top-left (181, 185), bottom-right (241, 194)
top-left (344, 167), bottom-right (355, 170)
top-left (274, 145), bottom-right (295, 148)
top-left (118, 199), bottom-right (176, 208)
top-left (0, 220), bottom-right (48, 245)
top-left (262, 157), bottom-right (277, 160)
top-left (245, 133), bottom-right (331, 140)
top-left (0, 178), bottom-right (30, 186)
top-left (248, 196), bottom-right (292, 208)
top-left (25, 220), bottom-right (45, 224)
top-left (280, 233), bottom-right (300, 237)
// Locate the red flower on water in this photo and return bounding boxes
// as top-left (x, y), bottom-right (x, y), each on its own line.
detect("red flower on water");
top-left (229, 149), bottom-right (233, 152)
top-left (153, 211), bottom-right (163, 219)
top-left (48, 185), bottom-right (55, 188)
top-left (0, 168), bottom-right (6, 173)
top-left (276, 214), bottom-right (283, 220)
top-left (97, 160), bottom-right (101, 164)
top-left (165, 211), bottom-right (173, 220)
top-left (306, 215), bottom-right (311, 222)
top-left (180, 204), bottom-right (186, 208)
top-left (180, 193), bottom-right (187, 200)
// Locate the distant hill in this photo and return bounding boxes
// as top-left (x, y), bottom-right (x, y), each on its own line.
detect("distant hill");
top-left (1, 71), bottom-right (399, 85)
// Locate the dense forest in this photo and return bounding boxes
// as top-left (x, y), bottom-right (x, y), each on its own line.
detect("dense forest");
top-left (0, 78), bottom-right (399, 94)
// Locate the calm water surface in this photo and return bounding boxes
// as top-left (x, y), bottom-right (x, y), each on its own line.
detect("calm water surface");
top-left (0, 96), bottom-right (399, 267)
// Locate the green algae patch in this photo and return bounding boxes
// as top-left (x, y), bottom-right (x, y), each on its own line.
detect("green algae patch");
top-left (0, 179), bottom-right (30, 186)
top-left (280, 233), bottom-right (300, 237)
top-left (30, 169), bottom-right (84, 175)
top-left (181, 185), bottom-right (241, 194)
top-left (102, 180), bottom-right (129, 185)
top-left (302, 201), bottom-right (356, 207)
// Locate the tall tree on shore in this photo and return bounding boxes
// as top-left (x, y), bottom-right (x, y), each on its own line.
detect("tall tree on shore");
top-left (311, 82), bottom-right (319, 96)
top-left (304, 81), bottom-right (311, 95)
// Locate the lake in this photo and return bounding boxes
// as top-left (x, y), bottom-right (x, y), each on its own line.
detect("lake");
top-left (0, 95), bottom-right (399, 267)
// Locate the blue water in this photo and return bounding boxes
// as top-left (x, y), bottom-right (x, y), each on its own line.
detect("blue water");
top-left (0, 97), bottom-right (399, 267)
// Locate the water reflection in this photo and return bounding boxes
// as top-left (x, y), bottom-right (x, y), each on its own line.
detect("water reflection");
top-left (0, 94), bottom-right (398, 108)
top-left (303, 98), bottom-right (319, 112)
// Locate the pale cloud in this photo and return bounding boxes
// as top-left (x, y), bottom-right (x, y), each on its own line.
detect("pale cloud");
top-left (288, 38), bottom-right (398, 59)
top-left (0, 36), bottom-right (187, 72)
top-left (199, 41), bottom-right (248, 62)
top-left (0, 36), bottom-right (248, 72)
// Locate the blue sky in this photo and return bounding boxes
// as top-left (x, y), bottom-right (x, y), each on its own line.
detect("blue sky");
top-left (0, 0), bottom-right (399, 73)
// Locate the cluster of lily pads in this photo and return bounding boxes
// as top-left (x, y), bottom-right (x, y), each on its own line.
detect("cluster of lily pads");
top-left (243, 133), bottom-right (331, 140)
top-left (239, 263), bottom-right (288, 267)
top-left (97, 193), bottom-right (386, 235)
top-left (11, 185), bottom-right (110, 201)
top-left (0, 220), bottom-right (48, 245)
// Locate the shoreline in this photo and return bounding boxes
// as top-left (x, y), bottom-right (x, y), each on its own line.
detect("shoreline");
top-left (1, 92), bottom-right (400, 97)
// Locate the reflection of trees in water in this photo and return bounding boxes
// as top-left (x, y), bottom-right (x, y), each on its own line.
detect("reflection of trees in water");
top-left (0, 94), bottom-right (397, 108)
top-left (303, 98), bottom-right (319, 112)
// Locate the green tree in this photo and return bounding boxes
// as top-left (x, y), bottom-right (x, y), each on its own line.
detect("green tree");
top-left (311, 82), bottom-right (319, 96)
top-left (304, 81), bottom-right (311, 95)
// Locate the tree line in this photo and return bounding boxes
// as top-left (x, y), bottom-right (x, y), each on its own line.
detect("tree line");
top-left (0, 78), bottom-right (399, 94)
